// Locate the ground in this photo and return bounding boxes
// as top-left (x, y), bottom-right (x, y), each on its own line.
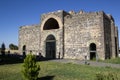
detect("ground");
top-left (0, 58), bottom-right (120, 80)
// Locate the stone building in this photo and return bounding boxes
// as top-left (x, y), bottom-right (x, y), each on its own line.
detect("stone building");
top-left (19, 10), bottom-right (119, 60)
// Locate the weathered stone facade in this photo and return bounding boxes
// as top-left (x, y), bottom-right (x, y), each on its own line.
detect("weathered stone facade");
top-left (19, 10), bottom-right (119, 60)
top-left (19, 25), bottom-right (40, 55)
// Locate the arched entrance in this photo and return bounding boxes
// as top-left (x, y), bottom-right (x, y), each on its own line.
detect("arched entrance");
top-left (45, 35), bottom-right (56, 59)
top-left (89, 43), bottom-right (96, 60)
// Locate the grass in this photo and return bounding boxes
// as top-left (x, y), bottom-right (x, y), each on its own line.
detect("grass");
top-left (0, 61), bottom-right (120, 80)
top-left (0, 63), bottom-right (22, 80)
top-left (100, 57), bottom-right (120, 64)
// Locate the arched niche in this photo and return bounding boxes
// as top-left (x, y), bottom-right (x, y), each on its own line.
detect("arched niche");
top-left (43, 18), bottom-right (59, 30)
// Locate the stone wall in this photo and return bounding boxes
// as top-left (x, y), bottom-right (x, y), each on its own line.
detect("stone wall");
top-left (103, 14), bottom-right (112, 59)
top-left (115, 26), bottom-right (119, 57)
top-left (19, 25), bottom-right (40, 55)
top-left (19, 10), bottom-right (119, 60)
top-left (64, 11), bottom-right (105, 60)
top-left (110, 15), bottom-right (116, 58)
top-left (103, 14), bottom-right (119, 59)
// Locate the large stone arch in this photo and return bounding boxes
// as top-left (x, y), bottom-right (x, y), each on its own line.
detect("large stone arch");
top-left (41, 15), bottom-right (63, 31)
top-left (40, 15), bottom-right (64, 59)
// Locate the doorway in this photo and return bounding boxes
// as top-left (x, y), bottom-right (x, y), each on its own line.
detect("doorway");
top-left (45, 35), bottom-right (56, 59)
top-left (90, 43), bottom-right (96, 60)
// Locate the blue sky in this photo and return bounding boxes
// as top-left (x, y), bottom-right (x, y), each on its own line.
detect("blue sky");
top-left (0, 0), bottom-right (120, 48)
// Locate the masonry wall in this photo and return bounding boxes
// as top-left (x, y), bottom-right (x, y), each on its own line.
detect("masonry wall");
top-left (64, 11), bottom-right (105, 60)
top-left (103, 14), bottom-right (112, 59)
top-left (103, 14), bottom-right (119, 59)
top-left (110, 17), bottom-right (116, 58)
top-left (19, 25), bottom-right (40, 55)
top-left (115, 26), bottom-right (119, 57)
top-left (19, 10), bottom-right (119, 60)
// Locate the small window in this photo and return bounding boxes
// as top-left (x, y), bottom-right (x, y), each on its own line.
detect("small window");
top-left (23, 45), bottom-right (26, 51)
top-left (22, 45), bottom-right (26, 56)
